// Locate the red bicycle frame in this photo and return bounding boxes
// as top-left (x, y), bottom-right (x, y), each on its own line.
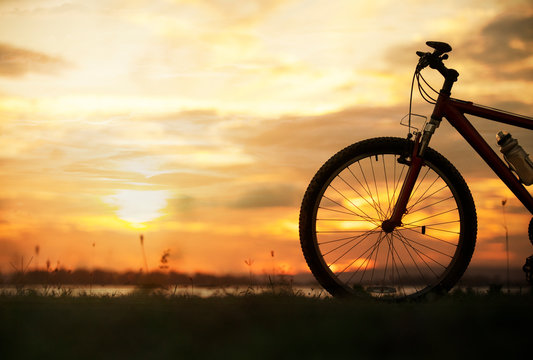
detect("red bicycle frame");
top-left (442, 96), bottom-right (533, 214)
top-left (385, 91), bottom-right (533, 231)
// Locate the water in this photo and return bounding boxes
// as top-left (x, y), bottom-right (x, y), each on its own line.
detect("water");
top-left (1, 284), bottom-right (528, 297)
top-left (0, 285), bottom-right (329, 298)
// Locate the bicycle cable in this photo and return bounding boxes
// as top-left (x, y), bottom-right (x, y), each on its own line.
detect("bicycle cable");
top-left (407, 68), bottom-right (417, 136)
top-left (407, 66), bottom-right (438, 135)
top-left (418, 71), bottom-right (439, 94)
top-left (416, 72), bottom-right (437, 104)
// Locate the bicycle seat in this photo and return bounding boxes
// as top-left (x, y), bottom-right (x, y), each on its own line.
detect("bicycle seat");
top-left (426, 41), bottom-right (452, 55)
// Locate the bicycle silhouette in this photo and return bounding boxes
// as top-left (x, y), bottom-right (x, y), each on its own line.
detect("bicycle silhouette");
top-left (299, 41), bottom-right (533, 300)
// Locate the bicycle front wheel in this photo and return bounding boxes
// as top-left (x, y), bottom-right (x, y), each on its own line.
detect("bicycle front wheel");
top-left (299, 137), bottom-right (477, 300)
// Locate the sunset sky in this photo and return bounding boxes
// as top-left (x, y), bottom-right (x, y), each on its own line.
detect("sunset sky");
top-left (1, 0), bottom-right (532, 276)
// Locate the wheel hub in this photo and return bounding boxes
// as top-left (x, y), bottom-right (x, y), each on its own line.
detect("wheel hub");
top-left (381, 219), bottom-right (400, 233)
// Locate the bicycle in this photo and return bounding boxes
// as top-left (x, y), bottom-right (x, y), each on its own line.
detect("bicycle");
top-left (299, 41), bottom-right (533, 300)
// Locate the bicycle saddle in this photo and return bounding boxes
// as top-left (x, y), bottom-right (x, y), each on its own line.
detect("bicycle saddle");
top-left (426, 41), bottom-right (452, 55)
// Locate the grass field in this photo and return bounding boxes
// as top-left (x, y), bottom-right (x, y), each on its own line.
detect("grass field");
top-left (1, 289), bottom-right (532, 360)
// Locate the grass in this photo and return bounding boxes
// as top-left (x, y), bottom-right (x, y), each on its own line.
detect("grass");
top-left (0, 289), bottom-right (532, 360)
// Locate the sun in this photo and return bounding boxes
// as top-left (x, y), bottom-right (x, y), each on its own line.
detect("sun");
top-left (105, 190), bottom-right (170, 227)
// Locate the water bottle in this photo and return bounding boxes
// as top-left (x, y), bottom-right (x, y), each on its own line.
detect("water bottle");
top-left (497, 131), bottom-right (533, 185)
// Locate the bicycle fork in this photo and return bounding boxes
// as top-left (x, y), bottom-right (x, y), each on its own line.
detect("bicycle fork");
top-left (382, 117), bottom-right (441, 232)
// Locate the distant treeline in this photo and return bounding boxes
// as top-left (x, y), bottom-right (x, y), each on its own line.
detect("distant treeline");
top-left (1, 267), bottom-right (528, 287)
top-left (0, 268), bottom-right (294, 287)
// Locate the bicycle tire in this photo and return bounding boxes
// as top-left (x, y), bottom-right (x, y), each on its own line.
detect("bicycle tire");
top-left (299, 137), bottom-right (477, 300)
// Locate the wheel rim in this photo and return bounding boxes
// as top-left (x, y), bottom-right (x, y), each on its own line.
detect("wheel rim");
top-left (311, 151), bottom-right (463, 299)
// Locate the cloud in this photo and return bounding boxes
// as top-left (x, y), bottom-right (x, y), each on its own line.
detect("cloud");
top-left (226, 105), bottom-right (406, 167)
top-left (0, 42), bottom-right (70, 77)
top-left (469, 14), bottom-right (533, 65)
top-left (231, 183), bottom-right (301, 208)
top-left (452, 13), bottom-right (533, 83)
top-left (193, 0), bottom-right (292, 27)
top-left (166, 195), bottom-right (196, 214)
top-left (148, 171), bottom-right (230, 188)
top-left (384, 12), bottom-right (533, 81)
top-left (0, 0), bottom-right (79, 13)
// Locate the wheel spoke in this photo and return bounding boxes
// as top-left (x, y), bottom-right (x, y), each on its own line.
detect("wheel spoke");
top-left (396, 230), bottom-right (431, 285)
top-left (301, 138), bottom-right (475, 300)
top-left (394, 229), bottom-right (452, 269)
top-left (382, 233), bottom-right (393, 286)
top-left (321, 228), bottom-right (380, 257)
top-left (408, 195), bottom-right (454, 214)
top-left (396, 230), bottom-right (442, 277)
top-left (318, 206), bottom-right (365, 217)
top-left (327, 186), bottom-right (381, 226)
top-left (389, 232), bottom-right (421, 294)
top-left (401, 226), bottom-right (459, 247)
top-left (355, 161), bottom-right (386, 220)
top-left (322, 194), bottom-right (380, 225)
top-left (369, 156), bottom-right (386, 219)
top-left (318, 231), bottom-right (378, 245)
top-left (407, 166), bottom-right (431, 204)
top-left (402, 207), bottom-right (459, 226)
top-left (406, 170), bottom-right (439, 212)
top-left (327, 228), bottom-right (380, 267)
top-left (397, 233), bottom-right (453, 259)
top-left (338, 231), bottom-right (383, 276)
top-left (345, 230), bottom-right (386, 283)
top-left (340, 171), bottom-right (387, 221)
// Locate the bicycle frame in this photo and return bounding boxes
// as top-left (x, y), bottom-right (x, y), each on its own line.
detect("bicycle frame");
top-left (301, 42), bottom-right (533, 298)
top-left (440, 97), bottom-right (533, 214)
top-left (386, 92), bottom-right (533, 230)
top-left (442, 98), bottom-right (533, 214)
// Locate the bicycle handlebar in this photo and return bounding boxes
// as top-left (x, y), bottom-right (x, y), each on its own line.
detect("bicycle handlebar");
top-left (416, 41), bottom-right (459, 94)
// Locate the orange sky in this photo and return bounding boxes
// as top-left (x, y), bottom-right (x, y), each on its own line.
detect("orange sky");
top-left (0, 0), bottom-right (532, 276)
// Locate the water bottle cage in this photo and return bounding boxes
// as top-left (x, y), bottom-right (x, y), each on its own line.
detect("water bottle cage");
top-left (498, 132), bottom-right (533, 186)
top-left (503, 158), bottom-right (532, 186)
top-left (503, 159), bottom-right (522, 183)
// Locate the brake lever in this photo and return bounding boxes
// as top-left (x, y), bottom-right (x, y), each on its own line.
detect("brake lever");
top-left (416, 51), bottom-right (431, 71)
top-left (416, 52), bottom-right (449, 72)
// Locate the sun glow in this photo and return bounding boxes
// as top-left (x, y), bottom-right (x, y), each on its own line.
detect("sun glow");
top-left (0, 0), bottom-right (530, 274)
top-left (330, 258), bottom-right (374, 273)
top-left (105, 190), bottom-right (171, 227)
